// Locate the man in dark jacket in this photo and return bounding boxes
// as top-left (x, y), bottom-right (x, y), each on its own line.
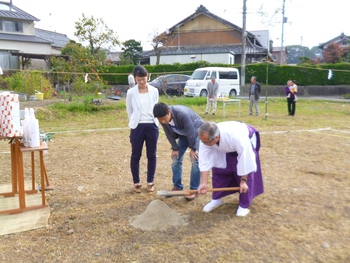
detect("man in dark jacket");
top-left (153, 102), bottom-right (204, 200)
top-left (249, 76), bottom-right (262, 116)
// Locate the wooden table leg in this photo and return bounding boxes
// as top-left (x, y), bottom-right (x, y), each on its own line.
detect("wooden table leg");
top-left (31, 151), bottom-right (35, 191)
top-left (11, 140), bottom-right (18, 194)
top-left (16, 139), bottom-right (26, 210)
top-left (39, 151), bottom-right (46, 206)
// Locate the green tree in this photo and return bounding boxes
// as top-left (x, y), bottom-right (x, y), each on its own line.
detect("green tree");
top-left (286, 45), bottom-right (318, 64)
top-left (121, 39), bottom-right (143, 65)
top-left (118, 52), bottom-right (134, 66)
top-left (50, 42), bottom-right (107, 101)
top-left (4, 71), bottom-right (53, 97)
top-left (299, 56), bottom-right (320, 65)
top-left (74, 14), bottom-right (120, 55)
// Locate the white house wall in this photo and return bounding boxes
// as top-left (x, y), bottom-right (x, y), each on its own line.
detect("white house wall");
top-left (22, 21), bottom-right (36, 35)
top-left (150, 53), bottom-right (235, 65)
top-left (1, 40), bottom-right (52, 54)
top-left (50, 48), bottom-right (62, 55)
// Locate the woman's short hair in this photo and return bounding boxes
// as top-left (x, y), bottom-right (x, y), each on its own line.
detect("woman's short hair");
top-left (133, 65), bottom-right (148, 77)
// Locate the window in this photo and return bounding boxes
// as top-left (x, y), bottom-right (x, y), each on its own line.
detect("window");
top-left (4, 20), bottom-right (23, 33)
top-left (177, 75), bottom-right (188, 81)
top-left (210, 71), bottom-right (217, 78)
top-left (166, 75), bottom-right (175, 82)
top-left (191, 70), bottom-right (208, 80)
top-left (218, 71), bottom-right (229, 79)
top-left (218, 71), bottom-right (238, 80)
top-left (0, 3), bottom-right (15, 11)
top-left (228, 71), bottom-right (238, 79)
top-left (206, 71), bottom-right (212, 79)
top-left (0, 51), bottom-right (19, 70)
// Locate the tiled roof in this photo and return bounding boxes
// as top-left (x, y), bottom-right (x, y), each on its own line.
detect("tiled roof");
top-left (0, 32), bottom-right (51, 44)
top-left (35, 28), bottom-right (70, 48)
top-left (0, 2), bottom-right (39, 21)
top-left (319, 33), bottom-right (349, 48)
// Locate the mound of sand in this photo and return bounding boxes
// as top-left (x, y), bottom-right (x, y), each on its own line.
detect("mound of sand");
top-left (131, 200), bottom-right (188, 231)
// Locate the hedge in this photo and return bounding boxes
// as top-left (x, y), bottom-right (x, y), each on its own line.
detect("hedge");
top-left (100, 61), bottom-right (350, 86)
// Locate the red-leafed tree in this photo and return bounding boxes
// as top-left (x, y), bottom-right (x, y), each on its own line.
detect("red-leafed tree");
top-left (343, 46), bottom-right (350, 62)
top-left (323, 43), bottom-right (343, 63)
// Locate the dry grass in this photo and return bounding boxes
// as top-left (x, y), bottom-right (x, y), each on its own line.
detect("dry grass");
top-left (0, 97), bottom-right (349, 262)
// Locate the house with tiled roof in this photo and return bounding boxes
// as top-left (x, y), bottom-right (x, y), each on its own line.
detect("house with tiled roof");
top-left (318, 32), bottom-right (349, 61)
top-left (0, 1), bottom-right (70, 72)
top-left (149, 5), bottom-right (268, 65)
top-left (319, 33), bottom-right (349, 50)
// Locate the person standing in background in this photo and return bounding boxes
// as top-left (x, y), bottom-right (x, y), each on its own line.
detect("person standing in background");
top-left (206, 77), bottom-right (219, 115)
top-left (126, 66), bottom-right (159, 193)
top-left (249, 76), bottom-right (261, 116)
top-left (285, 79), bottom-right (298, 116)
top-left (128, 72), bottom-right (135, 89)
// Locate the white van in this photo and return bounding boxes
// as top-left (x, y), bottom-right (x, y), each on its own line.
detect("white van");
top-left (183, 67), bottom-right (240, 97)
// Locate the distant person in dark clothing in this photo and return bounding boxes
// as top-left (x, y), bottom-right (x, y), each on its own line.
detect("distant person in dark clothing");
top-left (285, 79), bottom-right (298, 116)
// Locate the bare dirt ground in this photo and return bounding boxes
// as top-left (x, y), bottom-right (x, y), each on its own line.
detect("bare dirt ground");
top-left (0, 98), bottom-right (349, 263)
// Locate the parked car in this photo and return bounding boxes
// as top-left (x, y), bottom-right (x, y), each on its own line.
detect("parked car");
top-left (184, 67), bottom-right (240, 97)
top-left (149, 74), bottom-right (191, 96)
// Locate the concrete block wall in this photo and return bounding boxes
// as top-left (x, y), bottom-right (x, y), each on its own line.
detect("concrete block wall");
top-left (241, 85), bottom-right (350, 97)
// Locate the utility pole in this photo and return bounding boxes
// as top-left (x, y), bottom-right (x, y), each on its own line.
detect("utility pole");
top-left (280, 0), bottom-right (286, 64)
top-left (177, 25), bottom-right (181, 53)
top-left (264, 31), bottom-right (270, 120)
top-left (241, 0), bottom-right (247, 89)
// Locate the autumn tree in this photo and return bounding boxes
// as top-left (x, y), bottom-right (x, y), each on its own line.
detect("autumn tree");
top-left (344, 47), bottom-right (350, 62)
top-left (120, 40), bottom-right (142, 65)
top-left (323, 43), bottom-right (343, 63)
top-left (74, 14), bottom-right (119, 55)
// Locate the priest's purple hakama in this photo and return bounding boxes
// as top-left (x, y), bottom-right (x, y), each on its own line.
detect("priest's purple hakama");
top-left (211, 125), bottom-right (264, 208)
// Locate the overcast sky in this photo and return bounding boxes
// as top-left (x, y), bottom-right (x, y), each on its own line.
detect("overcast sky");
top-left (11, 0), bottom-right (348, 51)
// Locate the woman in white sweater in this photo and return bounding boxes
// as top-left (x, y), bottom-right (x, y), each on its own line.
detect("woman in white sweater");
top-left (126, 65), bottom-right (159, 193)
